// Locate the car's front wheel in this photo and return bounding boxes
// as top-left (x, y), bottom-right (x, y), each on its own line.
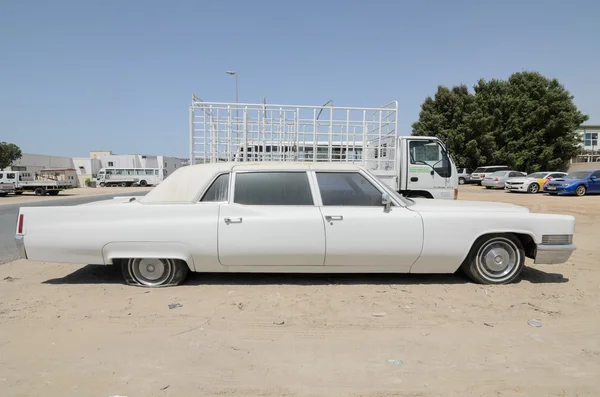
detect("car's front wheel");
top-left (459, 177), bottom-right (465, 185)
top-left (461, 234), bottom-right (525, 284)
top-left (575, 185), bottom-right (587, 196)
top-left (122, 258), bottom-right (189, 287)
top-left (528, 183), bottom-right (540, 194)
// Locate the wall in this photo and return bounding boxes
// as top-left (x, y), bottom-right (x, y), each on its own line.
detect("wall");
top-left (158, 156), bottom-right (185, 177)
top-left (8, 153), bottom-right (75, 174)
top-left (73, 158), bottom-right (102, 187)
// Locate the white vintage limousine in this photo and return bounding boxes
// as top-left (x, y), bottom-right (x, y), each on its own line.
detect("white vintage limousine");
top-left (15, 162), bottom-right (576, 287)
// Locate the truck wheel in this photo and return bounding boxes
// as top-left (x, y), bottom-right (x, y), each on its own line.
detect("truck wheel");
top-left (139, 180), bottom-right (147, 187)
top-left (461, 234), bottom-right (525, 285)
top-left (120, 182), bottom-right (127, 187)
top-left (99, 182), bottom-right (106, 187)
top-left (122, 258), bottom-right (189, 287)
top-left (0, 193), bottom-right (7, 197)
top-left (34, 188), bottom-right (46, 196)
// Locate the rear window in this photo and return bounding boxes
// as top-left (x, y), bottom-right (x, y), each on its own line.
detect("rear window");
top-left (473, 168), bottom-right (485, 173)
top-left (491, 171), bottom-right (508, 176)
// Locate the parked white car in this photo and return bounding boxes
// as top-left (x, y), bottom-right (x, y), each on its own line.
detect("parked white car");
top-left (15, 162), bottom-right (576, 286)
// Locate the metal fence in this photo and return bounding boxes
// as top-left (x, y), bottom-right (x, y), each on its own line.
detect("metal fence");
top-left (189, 96), bottom-right (398, 172)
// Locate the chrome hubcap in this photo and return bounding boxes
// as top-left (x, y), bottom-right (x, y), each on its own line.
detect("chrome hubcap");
top-left (130, 258), bottom-right (172, 286)
top-left (476, 238), bottom-right (519, 281)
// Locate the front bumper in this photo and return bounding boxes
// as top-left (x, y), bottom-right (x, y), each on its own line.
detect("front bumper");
top-left (505, 183), bottom-right (527, 191)
top-left (534, 244), bottom-right (576, 265)
top-left (15, 235), bottom-right (27, 259)
top-left (544, 186), bottom-right (573, 194)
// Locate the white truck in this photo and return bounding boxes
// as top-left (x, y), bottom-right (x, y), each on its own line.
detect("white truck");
top-left (0, 170), bottom-right (73, 196)
top-left (188, 97), bottom-right (458, 199)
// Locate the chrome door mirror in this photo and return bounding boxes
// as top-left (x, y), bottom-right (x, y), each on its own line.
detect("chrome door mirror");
top-left (382, 193), bottom-right (392, 212)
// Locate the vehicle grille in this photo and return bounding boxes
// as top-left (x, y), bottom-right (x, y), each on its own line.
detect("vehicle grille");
top-left (542, 235), bottom-right (573, 245)
top-left (508, 182), bottom-right (523, 185)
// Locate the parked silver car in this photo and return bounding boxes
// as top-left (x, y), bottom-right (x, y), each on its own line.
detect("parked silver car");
top-left (482, 170), bottom-right (526, 189)
top-left (457, 168), bottom-right (473, 185)
top-left (470, 165), bottom-right (510, 185)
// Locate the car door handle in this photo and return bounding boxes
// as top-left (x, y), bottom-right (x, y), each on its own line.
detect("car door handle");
top-left (325, 215), bottom-right (343, 221)
top-left (410, 177), bottom-right (418, 182)
top-left (224, 217), bottom-right (243, 224)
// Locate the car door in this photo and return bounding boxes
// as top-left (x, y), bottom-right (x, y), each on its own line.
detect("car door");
top-left (217, 169), bottom-right (326, 267)
top-left (589, 171), bottom-right (600, 193)
top-left (314, 171), bottom-right (423, 271)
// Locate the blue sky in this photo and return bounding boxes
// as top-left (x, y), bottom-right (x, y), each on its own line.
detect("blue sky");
top-left (1, 0), bottom-right (599, 158)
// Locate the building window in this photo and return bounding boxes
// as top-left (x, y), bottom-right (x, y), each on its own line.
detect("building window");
top-left (108, 161), bottom-right (114, 167)
top-left (584, 132), bottom-right (598, 147)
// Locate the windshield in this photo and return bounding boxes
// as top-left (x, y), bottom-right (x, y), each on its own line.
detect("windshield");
top-left (527, 172), bottom-right (547, 178)
top-left (566, 171), bottom-right (592, 179)
top-left (473, 167), bottom-right (485, 173)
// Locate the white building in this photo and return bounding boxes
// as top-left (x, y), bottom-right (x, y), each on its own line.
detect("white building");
top-left (573, 124), bottom-right (600, 164)
top-left (7, 150), bottom-right (187, 187)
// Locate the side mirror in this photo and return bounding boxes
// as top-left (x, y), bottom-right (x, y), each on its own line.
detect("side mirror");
top-left (382, 193), bottom-right (392, 211)
top-left (591, 176), bottom-right (597, 180)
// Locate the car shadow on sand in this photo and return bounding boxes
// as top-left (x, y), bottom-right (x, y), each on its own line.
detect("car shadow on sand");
top-left (42, 264), bottom-right (569, 286)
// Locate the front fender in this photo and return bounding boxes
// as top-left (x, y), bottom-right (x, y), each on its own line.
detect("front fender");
top-left (102, 242), bottom-right (196, 271)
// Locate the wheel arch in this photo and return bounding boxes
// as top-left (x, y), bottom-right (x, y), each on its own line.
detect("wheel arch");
top-left (101, 242), bottom-right (196, 271)
top-left (461, 231), bottom-right (537, 265)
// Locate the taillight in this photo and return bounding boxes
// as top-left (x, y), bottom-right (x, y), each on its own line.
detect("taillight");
top-left (494, 177), bottom-right (499, 181)
top-left (17, 214), bottom-right (24, 234)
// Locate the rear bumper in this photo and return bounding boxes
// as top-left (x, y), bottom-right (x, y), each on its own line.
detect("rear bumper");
top-left (482, 180), bottom-right (504, 188)
top-left (15, 235), bottom-right (27, 259)
top-left (534, 244), bottom-right (575, 265)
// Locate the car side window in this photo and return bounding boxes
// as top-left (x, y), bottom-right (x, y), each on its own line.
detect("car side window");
top-left (592, 171), bottom-right (600, 179)
top-left (200, 173), bottom-right (230, 202)
top-left (233, 172), bottom-right (313, 205)
top-left (316, 172), bottom-right (383, 206)
top-left (550, 173), bottom-right (564, 178)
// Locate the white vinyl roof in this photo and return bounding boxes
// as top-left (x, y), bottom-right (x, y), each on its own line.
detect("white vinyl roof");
top-left (139, 161), bottom-right (365, 204)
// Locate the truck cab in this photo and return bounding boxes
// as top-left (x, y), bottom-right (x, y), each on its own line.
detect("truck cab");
top-left (398, 137), bottom-right (458, 199)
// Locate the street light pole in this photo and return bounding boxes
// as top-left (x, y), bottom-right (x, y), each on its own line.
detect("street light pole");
top-left (226, 71), bottom-right (239, 138)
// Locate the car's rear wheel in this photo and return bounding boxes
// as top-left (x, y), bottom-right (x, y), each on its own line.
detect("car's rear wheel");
top-left (122, 258), bottom-right (189, 287)
top-left (575, 185), bottom-right (586, 196)
top-left (34, 187), bottom-right (46, 196)
top-left (458, 177), bottom-right (465, 185)
top-left (461, 234), bottom-right (525, 285)
top-left (528, 183), bottom-right (540, 194)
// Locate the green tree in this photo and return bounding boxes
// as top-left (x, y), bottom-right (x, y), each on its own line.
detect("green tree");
top-left (0, 142), bottom-right (22, 170)
top-left (412, 71), bottom-right (589, 172)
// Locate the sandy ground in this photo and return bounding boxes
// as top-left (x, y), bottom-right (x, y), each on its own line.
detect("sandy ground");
top-left (0, 186), bottom-right (152, 206)
top-left (1, 185), bottom-right (599, 397)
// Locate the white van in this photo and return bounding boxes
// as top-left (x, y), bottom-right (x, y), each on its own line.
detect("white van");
top-left (470, 165), bottom-right (510, 185)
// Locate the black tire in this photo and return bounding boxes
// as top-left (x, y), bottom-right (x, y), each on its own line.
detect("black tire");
top-left (575, 185), bottom-right (586, 197)
top-left (34, 187), bottom-right (46, 196)
top-left (48, 191), bottom-right (60, 196)
top-left (461, 234), bottom-right (525, 285)
top-left (99, 182), bottom-right (106, 187)
top-left (15, 191), bottom-right (23, 195)
top-left (458, 177), bottom-right (465, 185)
top-left (120, 182), bottom-right (127, 187)
top-left (0, 193), bottom-right (7, 197)
top-left (485, 186), bottom-right (492, 189)
top-left (121, 258), bottom-right (189, 287)
top-left (139, 180), bottom-right (147, 187)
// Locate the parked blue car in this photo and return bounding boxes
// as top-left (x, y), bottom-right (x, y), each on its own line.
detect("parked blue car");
top-left (543, 169), bottom-right (600, 196)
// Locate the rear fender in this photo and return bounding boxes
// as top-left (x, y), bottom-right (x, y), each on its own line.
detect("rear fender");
top-left (102, 242), bottom-right (196, 271)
